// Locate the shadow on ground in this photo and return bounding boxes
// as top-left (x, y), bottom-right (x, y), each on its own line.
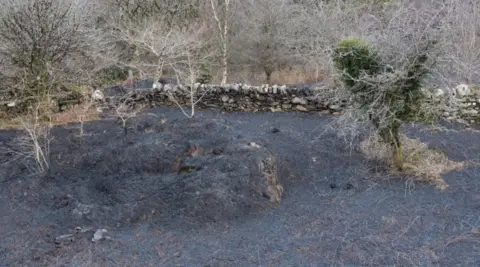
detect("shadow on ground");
top-left (0, 108), bottom-right (479, 266)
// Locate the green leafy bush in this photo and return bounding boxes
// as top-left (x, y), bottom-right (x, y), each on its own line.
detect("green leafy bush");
top-left (333, 38), bottom-right (381, 89)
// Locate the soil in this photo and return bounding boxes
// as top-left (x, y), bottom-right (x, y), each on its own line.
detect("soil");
top-left (0, 108), bottom-right (479, 267)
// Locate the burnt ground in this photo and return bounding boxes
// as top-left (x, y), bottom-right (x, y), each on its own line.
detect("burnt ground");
top-left (0, 108), bottom-right (479, 267)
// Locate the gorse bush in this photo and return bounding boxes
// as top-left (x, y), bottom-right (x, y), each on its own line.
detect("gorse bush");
top-left (333, 39), bottom-right (381, 89)
top-left (333, 37), bottom-right (436, 170)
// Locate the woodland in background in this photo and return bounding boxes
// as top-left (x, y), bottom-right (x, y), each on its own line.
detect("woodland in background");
top-left (0, 0), bottom-right (478, 105)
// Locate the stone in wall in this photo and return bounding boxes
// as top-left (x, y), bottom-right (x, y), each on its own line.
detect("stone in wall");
top-left (422, 84), bottom-right (480, 124)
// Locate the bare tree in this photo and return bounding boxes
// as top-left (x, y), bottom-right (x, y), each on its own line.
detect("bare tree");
top-left (433, 0), bottom-right (480, 86)
top-left (10, 101), bottom-right (53, 175)
top-left (76, 92), bottom-right (95, 137)
top-left (104, 8), bottom-right (212, 82)
top-left (0, 0), bottom-right (104, 99)
top-left (114, 94), bottom-right (146, 135)
top-left (102, 3), bottom-right (215, 118)
top-left (166, 53), bottom-right (212, 118)
top-left (209, 0), bottom-right (231, 85)
top-left (229, 0), bottom-right (303, 84)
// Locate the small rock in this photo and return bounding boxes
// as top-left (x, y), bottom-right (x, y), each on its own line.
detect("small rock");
top-left (228, 98), bottom-right (235, 104)
top-left (75, 226), bottom-right (93, 234)
top-left (152, 81), bottom-right (162, 89)
top-left (329, 104), bottom-right (341, 110)
top-left (92, 229), bottom-right (109, 243)
top-left (55, 234), bottom-right (75, 246)
top-left (295, 105), bottom-right (308, 112)
top-left (271, 128), bottom-right (280, 134)
top-left (72, 203), bottom-right (94, 218)
top-left (433, 88), bottom-right (445, 97)
top-left (248, 142), bottom-right (261, 148)
top-left (282, 104), bottom-right (292, 109)
top-left (256, 95), bottom-right (266, 101)
top-left (272, 85), bottom-right (278, 94)
top-left (221, 95), bottom-right (229, 103)
top-left (455, 83), bottom-right (470, 96)
top-left (6, 101), bottom-right (15, 107)
top-left (92, 89), bottom-right (104, 101)
top-left (292, 97), bottom-right (307, 105)
top-left (329, 183), bottom-right (337, 189)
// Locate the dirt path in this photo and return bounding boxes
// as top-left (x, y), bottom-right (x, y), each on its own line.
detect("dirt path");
top-left (1, 109), bottom-right (479, 267)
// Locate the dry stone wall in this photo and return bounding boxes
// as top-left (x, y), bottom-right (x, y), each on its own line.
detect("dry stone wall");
top-left (99, 82), bottom-right (480, 124)
top-left (101, 83), bottom-right (348, 114)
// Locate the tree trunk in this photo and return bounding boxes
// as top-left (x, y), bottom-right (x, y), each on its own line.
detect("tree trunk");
top-left (264, 66), bottom-right (273, 84)
top-left (221, 0), bottom-right (229, 85)
top-left (221, 40), bottom-right (227, 85)
top-left (377, 121), bottom-right (403, 171)
top-left (393, 144), bottom-right (403, 171)
top-left (210, 0), bottom-right (229, 85)
top-left (390, 123), bottom-right (403, 171)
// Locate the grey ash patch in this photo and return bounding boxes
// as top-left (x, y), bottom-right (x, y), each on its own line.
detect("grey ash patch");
top-left (0, 108), bottom-right (479, 266)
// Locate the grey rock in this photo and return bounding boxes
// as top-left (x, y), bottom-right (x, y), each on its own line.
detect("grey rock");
top-left (55, 234), bottom-right (75, 246)
top-left (221, 95), bottom-right (230, 103)
top-left (455, 84), bottom-right (470, 96)
top-left (295, 105), bottom-right (308, 112)
top-left (72, 203), bottom-right (94, 218)
top-left (329, 104), bottom-right (341, 110)
top-left (292, 97), bottom-right (307, 105)
top-left (272, 85), bottom-right (278, 94)
top-left (92, 90), bottom-right (104, 101)
top-left (92, 229), bottom-right (109, 243)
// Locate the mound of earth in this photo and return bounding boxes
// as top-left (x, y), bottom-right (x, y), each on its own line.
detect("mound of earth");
top-left (2, 115), bottom-right (283, 230)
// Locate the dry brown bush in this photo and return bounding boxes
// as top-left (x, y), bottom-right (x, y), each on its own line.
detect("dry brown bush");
top-left (360, 133), bottom-right (464, 190)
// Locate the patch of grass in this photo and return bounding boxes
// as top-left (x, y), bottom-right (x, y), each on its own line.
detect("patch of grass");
top-left (0, 104), bottom-right (100, 130)
top-left (51, 104), bottom-right (99, 126)
top-left (226, 66), bottom-right (327, 85)
top-left (360, 133), bottom-right (464, 190)
top-left (269, 67), bottom-right (325, 85)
